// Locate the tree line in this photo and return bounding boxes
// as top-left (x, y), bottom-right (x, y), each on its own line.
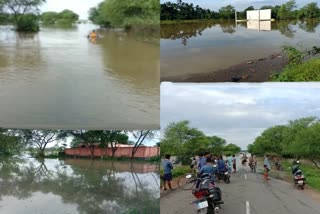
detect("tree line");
top-left (161, 0), bottom-right (320, 21)
top-left (0, 129), bottom-right (156, 159)
top-left (0, 0), bottom-right (79, 31)
top-left (160, 120), bottom-right (241, 164)
top-left (247, 117), bottom-right (320, 169)
top-left (88, 0), bottom-right (159, 28)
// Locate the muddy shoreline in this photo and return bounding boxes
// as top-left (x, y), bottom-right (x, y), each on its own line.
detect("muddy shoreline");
top-left (161, 52), bottom-right (289, 82)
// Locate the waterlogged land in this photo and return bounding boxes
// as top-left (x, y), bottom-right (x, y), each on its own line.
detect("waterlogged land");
top-left (161, 20), bottom-right (320, 82)
top-left (0, 24), bottom-right (159, 129)
top-left (0, 156), bottom-right (160, 214)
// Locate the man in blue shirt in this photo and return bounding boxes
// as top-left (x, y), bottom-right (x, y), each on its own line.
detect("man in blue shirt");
top-left (198, 152), bottom-right (210, 170)
top-left (217, 156), bottom-right (226, 173)
top-left (162, 154), bottom-right (173, 191)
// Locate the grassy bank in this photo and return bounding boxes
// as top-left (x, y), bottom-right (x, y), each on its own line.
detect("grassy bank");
top-left (257, 157), bottom-right (320, 192)
top-left (272, 58), bottom-right (320, 81)
top-left (271, 46), bottom-right (320, 81)
top-left (281, 161), bottom-right (320, 191)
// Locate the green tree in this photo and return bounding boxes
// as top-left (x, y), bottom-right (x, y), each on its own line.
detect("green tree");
top-left (218, 5), bottom-right (235, 19)
top-left (130, 130), bottom-right (155, 158)
top-left (90, 0), bottom-right (159, 28)
top-left (290, 122), bottom-right (320, 168)
top-left (299, 2), bottom-right (320, 19)
top-left (160, 120), bottom-right (204, 156)
top-left (224, 143), bottom-right (241, 155)
top-left (0, 0), bottom-right (45, 31)
top-left (21, 130), bottom-right (62, 158)
top-left (278, 0), bottom-right (297, 20)
top-left (41, 11), bottom-right (59, 24)
top-left (58, 9), bottom-right (79, 24)
top-left (0, 129), bottom-right (24, 155)
top-left (206, 136), bottom-right (226, 155)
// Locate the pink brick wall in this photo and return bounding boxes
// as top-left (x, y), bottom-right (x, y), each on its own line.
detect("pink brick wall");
top-left (64, 146), bottom-right (160, 158)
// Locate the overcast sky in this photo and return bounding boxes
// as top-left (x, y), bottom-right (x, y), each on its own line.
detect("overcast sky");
top-left (41, 0), bottom-right (103, 19)
top-left (160, 0), bottom-right (317, 11)
top-left (160, 83), bottom-right (320, 150)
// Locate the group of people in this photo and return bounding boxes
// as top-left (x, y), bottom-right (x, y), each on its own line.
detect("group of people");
top-left (162, 153), bottom-right (276, 191)
top-left (192, 152), bottom-right (237, 174)
top-left (162, 152), bottom-right (238, 191)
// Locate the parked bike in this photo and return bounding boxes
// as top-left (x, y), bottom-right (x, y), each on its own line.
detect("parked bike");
top-left (187, 173), bottom-right (224, 214)
top-left (213, 165), bottom-right (230, 183)
top-left (291, 161), bottom-right (306, 190)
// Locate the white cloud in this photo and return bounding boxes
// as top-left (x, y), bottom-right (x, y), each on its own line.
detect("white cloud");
top-left (161, 83), bottom-right (320, 149)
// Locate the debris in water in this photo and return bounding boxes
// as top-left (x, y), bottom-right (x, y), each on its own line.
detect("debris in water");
top-left (246, 61), bottom-right (254, 64)
top-left (231, 77), bottom-right (241, 82)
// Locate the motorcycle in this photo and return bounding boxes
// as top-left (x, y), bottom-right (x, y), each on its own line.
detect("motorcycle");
top-left (213, 165), bottom-right (230, 183)
top-left (249, 161), bottom-right (257, 173)
top-left (187, 173), bottom-right (224, 214)
top-left (291, 161), bottom-right (306, 190)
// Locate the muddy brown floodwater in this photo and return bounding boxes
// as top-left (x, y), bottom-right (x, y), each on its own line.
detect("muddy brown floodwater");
top-left (0, 24), bottom-right (159, 129)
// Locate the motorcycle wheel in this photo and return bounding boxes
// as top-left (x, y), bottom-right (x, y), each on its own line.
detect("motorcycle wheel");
top-left (301, 185), bottom-right (304, 190)
top-left (224, 177), bottom-right (230, 184)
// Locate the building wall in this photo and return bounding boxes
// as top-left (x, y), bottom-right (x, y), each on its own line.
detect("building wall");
top-left (246, 9), bottom-right (271, 20)
top-left (64, 146), bottom-right (160, 158)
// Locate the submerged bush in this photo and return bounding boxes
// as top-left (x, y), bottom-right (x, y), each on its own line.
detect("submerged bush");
top-left (17, 14), bottom-right (40, 32)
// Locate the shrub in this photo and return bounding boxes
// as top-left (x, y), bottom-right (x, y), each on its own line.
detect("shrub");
top-left (17, 14), bottom-right (40, 32)
top-left (273, 58), bottom-right (320, 81)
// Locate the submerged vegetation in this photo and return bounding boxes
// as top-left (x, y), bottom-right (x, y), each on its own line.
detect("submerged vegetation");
top-left (89, 0), bottom-right (159, 28)
top-left (0, 0), bottom-right (79, 31)
top-left (89, 0), bottom-right (160, 42)
top-left (161, 0), bottom-right (320, 21)
top-left (41, 10), bottom-right (79, 26)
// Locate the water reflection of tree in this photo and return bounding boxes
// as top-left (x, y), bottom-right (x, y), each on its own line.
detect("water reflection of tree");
top-left (219, 21), bottom-right (236, 34)
top-left (275, 21), bottom-right (296, 38)
top-left (0, 158), bottom-right (160, 214)
top-left (298, 19), bottom-right (320, 33)
top-left (160, 22), bottom-right (217, 46)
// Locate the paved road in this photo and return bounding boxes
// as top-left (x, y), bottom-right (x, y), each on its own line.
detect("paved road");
top-left (160, 167), bottom-right (320, 214)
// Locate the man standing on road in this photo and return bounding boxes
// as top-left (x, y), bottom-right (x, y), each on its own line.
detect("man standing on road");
top-left (232, 154), bottom-right (237, 173)
top-left (227, 154), bottom-right (233, 173)
top-left (264, 154), bottom-right (271, 180)
top-left (163, 154), bottom-right (173, 191)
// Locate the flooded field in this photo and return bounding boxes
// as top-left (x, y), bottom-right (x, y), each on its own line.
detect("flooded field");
top-left (161, 20), bottom-right (320, 80)
top-left (0, 156), bottom-right (160, 214)
top-left (0, 24), bottom-right (159, 129)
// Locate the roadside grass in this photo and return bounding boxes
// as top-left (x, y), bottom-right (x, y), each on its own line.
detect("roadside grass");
top-left (271, 58), bottom-right (320, 81)
top-left (281, 161), bottom-right (320, 192)
top-left (255, 157), bottom-right (320, 192)
top-left (160, 165), bottom-right (190, 191)
top-left (160, 165), bottom-right (189, 178)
